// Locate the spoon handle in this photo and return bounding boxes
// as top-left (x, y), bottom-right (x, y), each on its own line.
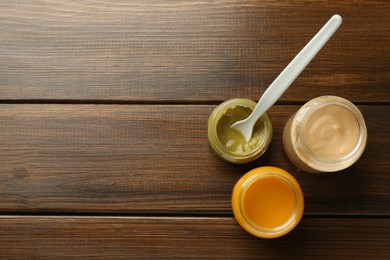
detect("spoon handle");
top-left (250, 14), bottom-right (343, 123)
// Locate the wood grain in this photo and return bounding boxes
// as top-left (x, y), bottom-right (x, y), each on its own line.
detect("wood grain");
top-left (0, 104), bottom-right (388, 215)
top-left (0, 216), bottom-right (388, 259)
top-left (0, 0), bottom-right (389, 102)
top-left (0, 1), bottom-right (388, 258)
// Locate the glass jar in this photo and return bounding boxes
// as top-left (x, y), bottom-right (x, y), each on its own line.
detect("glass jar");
top-left (207, 98), bottom-right (273, 164)
top-left (232, 166), bottom-right (304, 239)
top-left (283, 96), bottom-right (367, 173)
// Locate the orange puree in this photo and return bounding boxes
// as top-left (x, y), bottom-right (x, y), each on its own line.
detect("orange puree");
top-left (243, 177), bottom-right (295, 228)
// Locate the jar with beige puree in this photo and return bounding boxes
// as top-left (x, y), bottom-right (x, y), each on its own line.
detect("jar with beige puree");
top-left (208, 99), bottom-right (273, 164)
top-left (283, 96), bottom-right (367, 173)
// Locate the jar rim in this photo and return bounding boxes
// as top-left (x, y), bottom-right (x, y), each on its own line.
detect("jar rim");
top-left (207, 98), bottom-right (272, 164)
top-left (232, 167), bottom-right (304, 238)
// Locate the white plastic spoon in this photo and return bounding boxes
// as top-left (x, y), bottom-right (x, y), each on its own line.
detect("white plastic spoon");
top-left (230, 14), bottom-right (343, 142)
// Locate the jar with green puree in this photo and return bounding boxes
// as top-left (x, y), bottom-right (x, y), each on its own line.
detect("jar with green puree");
top-left (207, 98), bottom-right (273, 164)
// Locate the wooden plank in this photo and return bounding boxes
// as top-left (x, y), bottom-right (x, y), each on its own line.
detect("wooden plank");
top-left (0, 0), bottom-right (388, 102)
top-left (0, 104), bottom-right (388, 215)
top-left (0, 216), bottom-right (388, 259)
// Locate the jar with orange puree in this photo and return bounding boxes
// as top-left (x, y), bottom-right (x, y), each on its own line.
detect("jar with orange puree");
top-left (207, 99), bottom-right (272, 164)
top-left (232, 166), bottom-right (304, 238)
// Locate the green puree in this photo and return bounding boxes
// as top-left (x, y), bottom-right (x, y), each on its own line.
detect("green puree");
top-left (217, 105), bottom-right (265, 154)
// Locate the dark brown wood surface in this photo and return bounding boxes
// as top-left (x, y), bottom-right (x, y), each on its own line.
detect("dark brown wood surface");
top-left (0, 0), bottom-right (389, 259)
top-left (0, 105), bottom-right (388, 215)
top-left (0, 217), bottom-right (388, 259)
top-left (0, 0), bottom-right (388, 102)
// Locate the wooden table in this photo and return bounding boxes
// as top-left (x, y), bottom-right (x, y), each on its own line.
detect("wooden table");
top-left (0, 1), bottom-right (389, 259)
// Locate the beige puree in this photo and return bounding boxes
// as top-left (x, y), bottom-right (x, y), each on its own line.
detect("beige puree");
top-left (304, 105), bottom-right (359, 160)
